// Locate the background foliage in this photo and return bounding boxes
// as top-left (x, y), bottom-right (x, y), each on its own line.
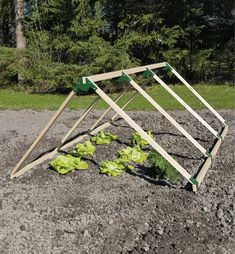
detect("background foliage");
top-left (0, 0), bottom-right (234, 92)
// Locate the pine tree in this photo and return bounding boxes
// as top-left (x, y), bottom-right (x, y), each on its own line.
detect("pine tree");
top-left (0, 0), bottom-right (15, 46)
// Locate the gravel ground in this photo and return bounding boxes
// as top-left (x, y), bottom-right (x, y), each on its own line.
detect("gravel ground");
top-left (0, 109), bottom-right (234, 254)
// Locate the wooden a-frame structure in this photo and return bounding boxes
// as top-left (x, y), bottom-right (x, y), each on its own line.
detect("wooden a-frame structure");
top-left (11, 62), bottom-right (228, 192)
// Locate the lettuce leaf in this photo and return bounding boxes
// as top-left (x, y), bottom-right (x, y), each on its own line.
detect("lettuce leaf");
top-left (49, 154), bottom-right (88, 174)
top-left (72, 140), bottom-right (96, 157)
top-left (130, 130), bottom-right (154, 148)
top-left (99, 159), bottom-right (134, 177)
top-left (90, 131), bottom-right (117, 145)
top-left (117, 146), bottom-right (148, 164)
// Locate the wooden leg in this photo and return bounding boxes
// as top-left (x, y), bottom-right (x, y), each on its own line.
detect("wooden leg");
top-left (11, 150), bottom-right (59, 179)
top-left (11, 120), bottom-right (112, 179)
top-left (89, 122), bottom-right (111, 135)
top-left (111, 91), bottom-right (138, 121)
top-left (58, 96), bottom-right (100, 148)
top-left (87, 79), bottom-right (194, 184)
top-left (123, 73), bottom-right (207, 156)
top-left (11, 91), bottom-right (75, 178)
top-left (151, 72), bottom-right (219, 138)
top-left (192, 124), bottom-right (228, 191)
top-left (89, 89), bottom-right (128, 131)
top-left (171, 67), bottom-right (226, 124)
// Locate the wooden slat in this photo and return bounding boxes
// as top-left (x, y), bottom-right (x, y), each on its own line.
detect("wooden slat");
top-left (88, 62), bottom-right (166, 82)
top-left (11, 134), bottom-right (88, 179)
top-left (112, 91), bottom-right (138, 121)
top-left (11, 150), bottom-right (58, 179)
top-left (89, 122), bottom-right (111, 135)
top-left (221, 124), bottom-right (228, 140)
top-left (211, 125), bottom-right (228, 157)
top-left (90, 90), bottom-right (127, 131)
top-left (59, 135), bottom-right (88, 151)
top-left (59, 96), bottom-right (100, 146)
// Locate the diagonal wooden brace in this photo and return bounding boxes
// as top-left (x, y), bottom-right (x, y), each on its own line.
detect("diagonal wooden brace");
top-left (58, 96), bottom-right (101, 149)
top-left (111, 91), bottom-right (138, 121)
top-left (89, 89), bottom-right (128, 131)
top-left (11, 91), bottom-right (76, 178)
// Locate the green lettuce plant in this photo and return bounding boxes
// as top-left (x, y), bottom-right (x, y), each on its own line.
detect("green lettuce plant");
top-left (130, 130), bottom-right (154, 148)
top-left (117, 146), bottom-right (148, 164)
top-left (72, 140), bottom-right (96, 157)
top-left (49, 154), bottom-right (88, 174)
top-left (90, 131), bottom-right (117, 145)
top-left (99, 159), bottom-right (134, 177)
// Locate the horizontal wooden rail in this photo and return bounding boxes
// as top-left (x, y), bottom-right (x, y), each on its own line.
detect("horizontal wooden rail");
top-left (88, 62), bottom-right (166, 82)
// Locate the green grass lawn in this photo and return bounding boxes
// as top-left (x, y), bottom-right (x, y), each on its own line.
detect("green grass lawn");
top-left (0, 84), bottom-right (234, 111)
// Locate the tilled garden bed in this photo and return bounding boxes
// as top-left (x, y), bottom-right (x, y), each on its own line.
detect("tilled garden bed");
top-left (0, 109), bottom-right (234, 254)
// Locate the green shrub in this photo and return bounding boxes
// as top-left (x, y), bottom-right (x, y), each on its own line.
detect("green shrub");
top-left (0, 47), bottom-right (84, 92)
top-left (149, 152), bottom-right (180, 183)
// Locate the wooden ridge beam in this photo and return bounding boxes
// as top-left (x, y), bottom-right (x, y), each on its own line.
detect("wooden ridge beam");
top-left (88, 62), bottom-right (166, 82)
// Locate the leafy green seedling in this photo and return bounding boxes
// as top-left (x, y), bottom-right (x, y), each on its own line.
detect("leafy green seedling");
top-left (49, 154), bottom-right (88, 174)
top-left (72, 140), bottom-right (96, 157)
top-left (131, 130), bottom-right (154, 148)
top-left (149, 152), bottom-right (180, 183)
top-left (90, 131), bottom-right (117, 145)
top-left (99, 159), bottom-right (134, 177)
top-left (117, 146), bottom-right (148, 164)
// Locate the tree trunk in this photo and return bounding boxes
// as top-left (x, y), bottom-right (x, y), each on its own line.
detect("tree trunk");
top-left (15, 0), bottom-right (26, 48)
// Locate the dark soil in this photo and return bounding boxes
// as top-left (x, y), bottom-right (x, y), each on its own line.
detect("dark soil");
top-left (0, 109), bottom-right (234, 254)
